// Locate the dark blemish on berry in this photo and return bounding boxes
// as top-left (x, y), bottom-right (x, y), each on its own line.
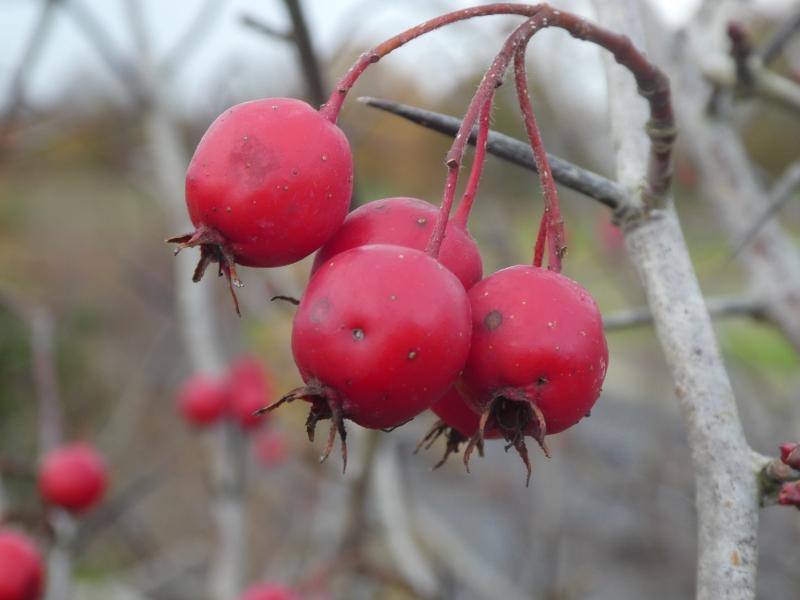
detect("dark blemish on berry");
top-left (484, 310), bottom-right (503, 331)
top-left (352, 328), bottom-right (365, 341)
top-left (310, 298), bottom-right (331, 323)
top-left (292, 169), bottom-right (299, 176)
top-left (537, 376), bottom-right (549, 386)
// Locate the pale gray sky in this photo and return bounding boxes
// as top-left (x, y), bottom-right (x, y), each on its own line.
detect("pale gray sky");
top-left (1, 0), bottom-right (709, 117)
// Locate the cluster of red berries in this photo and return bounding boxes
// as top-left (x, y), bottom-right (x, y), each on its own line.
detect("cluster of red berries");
top-left (168, 6), bottom-right (614, 482)
top-left (177, 356), bottom-right (291, 468)
top-left (170, 93), bottom-right (607, 482)
top-left (178, 356), bottom-right (274, 431)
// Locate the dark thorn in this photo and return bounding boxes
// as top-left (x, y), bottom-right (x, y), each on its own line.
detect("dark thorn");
top-left (512, 436), bottom-right (532, 487)
top-left (270, 295), bottom-right (300, 306)
top-left (415, 420), bottom-right (447, 454)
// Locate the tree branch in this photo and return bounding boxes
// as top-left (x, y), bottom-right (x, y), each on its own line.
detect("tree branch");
top-left (757, 6), bottom-right (800, 65)
top-left (282, 0), bottom-right (328, 108)
top-left (603, 294), bottom-right (765, 330)
top-left (730, 161), bottom-right (800, 258)
top-left (671, 8), bottom-right (800, 356)
top-left (596, 3), bottom-right (761, 598)
top-left (358, 96), bottom-right (627, 210)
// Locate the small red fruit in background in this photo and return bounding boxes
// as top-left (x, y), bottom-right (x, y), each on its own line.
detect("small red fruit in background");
top-left (227, 357), bottom-right (273, 430)
top-left (460, 266), bottom-right (608, 482)
top-left (596, 214), bottom-right (625, 256)
top-left (239, 582), bottom-right (301, 600)
top-left (169, 98), bottom-right (353, 312)
top-left (312, 197), bottom-right (483, 289)
top-left (0, 529), bottom-right (44, 600)
top-left (778, 481), bottom-right (800, 507)
top-left (779, 442), bottom-right (800, 470)
top-left (254, 430), bottom-right (290, 467)
top-left (178, 374), bottom-right (228, 427)
top-left (38, 443), bottom-right (108, 513)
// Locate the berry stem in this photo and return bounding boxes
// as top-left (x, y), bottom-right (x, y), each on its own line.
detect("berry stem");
top-left (513, 46), bottom-right (565, 271)
top-left (533, 212), bottom-right (547, 268)
top-left (453, 95), bottom-right (493, 229)
top-left (319, 4), bottom-right (545, 123)
top-left (427, 16), bottom-right (545, 259)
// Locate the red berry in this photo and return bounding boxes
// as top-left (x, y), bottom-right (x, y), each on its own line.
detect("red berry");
top-left (254, 430), bottom-right (290, 467)
top-left (0, 530), bottom-right (43, 600)
top-left (779, 442), bottom-right (800, 470)
top-left (272, 244), bottom-right (472, 467)
top-left (227, 357), bottom-right (273, 430)
top-left (778, 481), bottom-right (800, 507)
top-left (38, 443), bottom-right (108, 513)
top-left (238, 583), bottom-right (300, 600)
top-left (596, 214), bottom-right (625, 255)
top-left (178, 374), bottom-right (228, 427)
top-left (431, 387), bottom-right (480, 439)
top-left (311, 197), bottom-right (483, 288)
top-left (460, 266), bottom-right (608, 481)
top-left (169, 98), bottom-right (353, 310)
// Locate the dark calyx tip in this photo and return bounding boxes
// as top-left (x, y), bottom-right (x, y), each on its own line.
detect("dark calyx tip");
top-left (167, 224), bottom-right (243, 316)
top-left (272, 381), bottom-right (349, 473)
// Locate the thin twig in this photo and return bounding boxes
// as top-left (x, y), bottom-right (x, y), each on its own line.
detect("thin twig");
top-left (160, 0), bottom-right (228, 77)
top-left (60, 0), bottom-right (145, 104)
top-left (282, 0), bottom-right (328, 108)
top-left (414, 505), bottom-right (530, 600)
top-left (603, 295), bottom-right (765, 330)
top-left (358, 96), bottom-right (627, 209)
top-left (372, 440), bottom-right (439, 598)
top-left (240, 14), bottom-right (294, 42)
top-left (0, 0), bottom-right (58, 135)
top-left (72, 471), bottom-right (164, 552)
top-left (730, 162), bottom-right (800, 259)
top-left (757, 6), bottom-right (800, 65)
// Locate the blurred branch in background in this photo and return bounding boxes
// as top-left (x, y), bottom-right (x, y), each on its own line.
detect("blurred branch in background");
top-left (372, 440), bottom-right (439, 599)
top-left (281, 0), bottom-right (328, 108)
top-left (757, 4), bottom-right (800, 65)
top-left (731, 161), bottom-right (800, 258)
top-left (0, 0), bottom-right (57, 138)
top-left (120, 1), bottom-right (246, 598)
top-left (241, 0), bottom-right (327, 107)
top-left (0, 289), bottom-right (74, 600)
top-left (664, 3), bottom-right (800, 356)
top-left (160, 0), bottom-right (228, 78)
top-left (603, 294), bottom-right (765, 330)
top-left (597, 2), bottom-right (767, 598)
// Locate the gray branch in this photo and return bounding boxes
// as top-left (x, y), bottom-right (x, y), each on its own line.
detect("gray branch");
top-left (604, 294), bottom-right (765, 330)
top-left (357, 96), bottom-right (628, 210)
top-left (597, 3), bottom-right (763, 598)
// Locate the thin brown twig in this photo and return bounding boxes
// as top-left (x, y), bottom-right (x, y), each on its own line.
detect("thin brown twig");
top-left (282, 0), bottom-right (328, 108)
top-left (0, 0), bottom-right (58, 139)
